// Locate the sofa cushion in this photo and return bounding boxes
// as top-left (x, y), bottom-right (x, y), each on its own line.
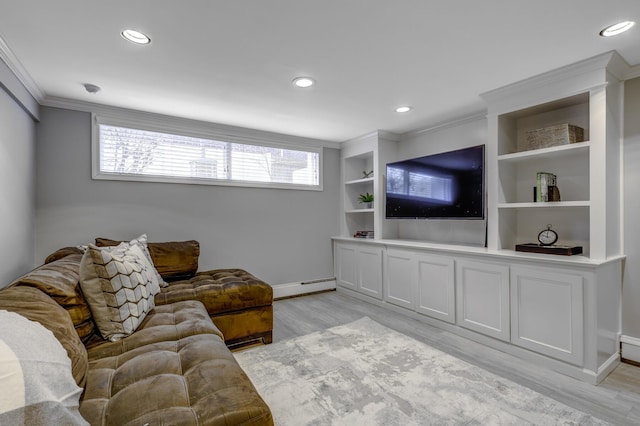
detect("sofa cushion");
top-left (96, 238), bottom-right (199, 282)
top-left (0, 286), bottom-right (89, 388)
top-left (80, 333), bottom-right (272, 426)
top-left (85, 300), bottom-right (223, 361)
top-left (80, 243), bottom-right (161, 342)
top-left (0, 309), bottom-right (87, 426)
top-left (155, 269), bottom-right (273, 316)
top-left (45, 246), bottom-right (85, 264)
top-left (10, 254), bottom-right (96, 342)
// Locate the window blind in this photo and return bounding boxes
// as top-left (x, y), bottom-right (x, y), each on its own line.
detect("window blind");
top-left (97, 124), bottom-right (320, 188)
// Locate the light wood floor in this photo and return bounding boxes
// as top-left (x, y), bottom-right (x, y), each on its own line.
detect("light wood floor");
top-left (271, 290), bottom-right (640, 425)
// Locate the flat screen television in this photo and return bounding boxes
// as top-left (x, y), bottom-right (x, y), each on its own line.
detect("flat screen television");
top-left (385, 145), bottom-right (485, 219)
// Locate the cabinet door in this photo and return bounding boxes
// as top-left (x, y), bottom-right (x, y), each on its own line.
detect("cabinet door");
top-left (384, 249), bottom-right (416, 310)
top-left (511, 266), bottom-right (584, 365)
top-left (416, 253), bottom-right (455, 324)
top-left (335, 243), bottom-right (358, 291)
top-left (456, 259), bottom-right (510, 341)
top-left (358, 246), bottom-right (383, 299)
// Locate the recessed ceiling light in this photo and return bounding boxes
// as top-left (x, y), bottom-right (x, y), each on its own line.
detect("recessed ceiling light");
top-left (599, 21), bottom-right (635, 37)
top-left (292, 77), bottom-right (315, 88)
top-left (121, 29), bottom-right (151, 44)
top-left (395, 106), bottom-right (413, 113)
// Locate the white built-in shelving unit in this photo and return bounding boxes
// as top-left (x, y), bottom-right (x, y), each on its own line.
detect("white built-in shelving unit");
top-left (484, 53), bottom-right (627, 260)
top-left (340, 131), bottom-right (399, 239)
top-left (334, 52), bottom-right (630, 384)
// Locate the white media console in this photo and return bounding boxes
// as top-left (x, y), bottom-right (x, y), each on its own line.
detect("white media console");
top-left (333, 237), bottom-right (622, 384)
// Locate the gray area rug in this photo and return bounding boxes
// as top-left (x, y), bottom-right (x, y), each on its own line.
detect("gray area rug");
top-left (234, 317), bottom-right (609, 425)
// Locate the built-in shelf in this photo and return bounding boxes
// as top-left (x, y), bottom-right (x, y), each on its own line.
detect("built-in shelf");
top-left (346, 208), bottom-right (374, 214)
top-left (345, 177), bottom-right (374, 185)
top-left (497, 201), bottom-right (591, 209)
top-left (497, 141), bottom-right (590, 164)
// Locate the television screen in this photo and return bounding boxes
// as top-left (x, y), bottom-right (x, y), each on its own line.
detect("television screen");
top-left (385, 145), bottom-right (485, 219)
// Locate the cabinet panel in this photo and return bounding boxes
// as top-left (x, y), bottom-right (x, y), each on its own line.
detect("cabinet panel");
top-left (335, 244), bottom-right (357, 291)
top-left (416, 253), bottom-right (455, 323)
top-left (384, 249), bottom-right (415, 310)
top-left (511, 266), bottom-right (584, 365)
top-left (357, 246), bottom-right (383, 299)
top-left (456, 259), bottom-right (510, 341)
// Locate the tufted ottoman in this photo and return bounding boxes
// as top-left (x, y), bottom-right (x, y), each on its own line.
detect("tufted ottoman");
top-left (92, 238), bottom-right (274, 347)
top-left (155, 269), bottom-right (273, 347)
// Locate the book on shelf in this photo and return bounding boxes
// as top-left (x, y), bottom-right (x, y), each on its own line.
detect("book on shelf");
top-left (353, 230), bottom-right (374, 239)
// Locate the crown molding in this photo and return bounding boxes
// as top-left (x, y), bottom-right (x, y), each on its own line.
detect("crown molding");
top-left (480, 51), bottom-right (632, 107)
top-left (626, 64), bottom-right (640, 80)
top-left (403, 111), bottom-right (487, 139)
top-left (0, 32), bottom-right (44, 102)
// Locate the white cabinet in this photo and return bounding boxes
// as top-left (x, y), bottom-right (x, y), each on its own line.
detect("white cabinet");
top-left (335, 243), bottom-right (358, 291)
top-left (333, 237), bottom-right (622, 383)
top-left (415, 253), bottom-right (455, 323)
top-left (384, 249), bottom-right (455, 323)
top-left (510, 265), bottom-right (584, 365)
top-left (384, 248), bottom-right (415, 310)
top-left (456, 259), bottom-right (510, 341)
top-left (358, 245), bottom-right (383, 299)
top-left (335, 242), bottom-right (383, 299)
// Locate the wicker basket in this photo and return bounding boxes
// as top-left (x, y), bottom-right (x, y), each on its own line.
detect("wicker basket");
top-left (525, 124), bottom-right (584, 150)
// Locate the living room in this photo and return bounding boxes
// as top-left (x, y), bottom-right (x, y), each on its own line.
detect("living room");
top-left (1, 1), bottom-right (640, 424)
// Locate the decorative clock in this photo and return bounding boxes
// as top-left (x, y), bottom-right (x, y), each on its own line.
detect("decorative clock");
top-left (537, 224), bottom-right (558, 246)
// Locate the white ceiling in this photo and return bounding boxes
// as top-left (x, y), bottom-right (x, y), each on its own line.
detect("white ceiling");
top-left (1, 1), bottom-right (639, 142)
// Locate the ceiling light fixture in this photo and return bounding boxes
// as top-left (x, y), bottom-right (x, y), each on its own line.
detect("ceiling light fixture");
top-left (599, 21), bottom-right (635, 37)
top-left (121, 29), bottom-right (151, 44)
top-left (292, 77), bottom-right (315, 88)
top-left (395, 106), bottom-right (413, 113)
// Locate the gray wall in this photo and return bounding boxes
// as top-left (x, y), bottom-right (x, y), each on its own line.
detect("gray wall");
top-left (35, 106), bottom-right (340, 286)
top-left (0, 85), bottom-right (36, 286)
top-left (623, 76), bottom-right (640, 339)
top-left (393, 117), bottom-right (488, 246)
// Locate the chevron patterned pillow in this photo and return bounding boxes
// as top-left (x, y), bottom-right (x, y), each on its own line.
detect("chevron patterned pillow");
top-left (79, 243), bottom-right (161, 341)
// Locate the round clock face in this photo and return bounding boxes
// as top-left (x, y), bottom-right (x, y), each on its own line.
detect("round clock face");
top-left (538, 226), bottom-right (558, 246)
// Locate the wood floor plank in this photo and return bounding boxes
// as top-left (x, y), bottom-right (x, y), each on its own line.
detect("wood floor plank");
top-left (271, 290), bottom-right (640, 425)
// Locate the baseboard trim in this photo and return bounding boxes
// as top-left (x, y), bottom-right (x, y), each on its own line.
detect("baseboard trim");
top-left (273, 280), bottom-right (337, 300)
top-left (621, 335), bottom-right (640, 363)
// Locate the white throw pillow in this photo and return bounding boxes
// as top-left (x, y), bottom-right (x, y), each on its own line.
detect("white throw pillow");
top-left (127, 234), bottom-right (168, 288)
top-left (79, 243), bottom-right (161, 341)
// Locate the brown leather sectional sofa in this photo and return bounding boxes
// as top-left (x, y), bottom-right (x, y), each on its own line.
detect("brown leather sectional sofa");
top-left (0, 239), bottom-right (274, 425)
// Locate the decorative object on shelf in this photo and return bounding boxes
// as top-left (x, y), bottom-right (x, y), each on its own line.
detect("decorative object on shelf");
top-left (353, 230), bottom-right (374, 239)
top-left (535, 172), bottom-right (559, 202)
top-left (525, 123), bottom-right (585, 150)
top-left (515, 243), bottom-right (583, 256)
top-left (533, 184), bottom-right (561, 202)
top-left (515, 224), bottom-right (583, 255)
top-left (362, 170), bottom-right (373, 178)
top-left (358, 192), bottom-right (374, 209)
top-left (538, 224), bottom-right (558, 246)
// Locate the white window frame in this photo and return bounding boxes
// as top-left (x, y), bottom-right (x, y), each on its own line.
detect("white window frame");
top-left (92, 113), bottom-right (323, 191)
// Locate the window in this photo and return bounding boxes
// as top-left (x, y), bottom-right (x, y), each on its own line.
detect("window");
top-left (387, 166), bottom-right (453, 203)
top-left (93, 118), bottom-right (322, 190)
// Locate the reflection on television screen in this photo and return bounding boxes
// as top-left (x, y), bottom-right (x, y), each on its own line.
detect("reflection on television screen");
top-left (385, 145), bottom-right (484, 219)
